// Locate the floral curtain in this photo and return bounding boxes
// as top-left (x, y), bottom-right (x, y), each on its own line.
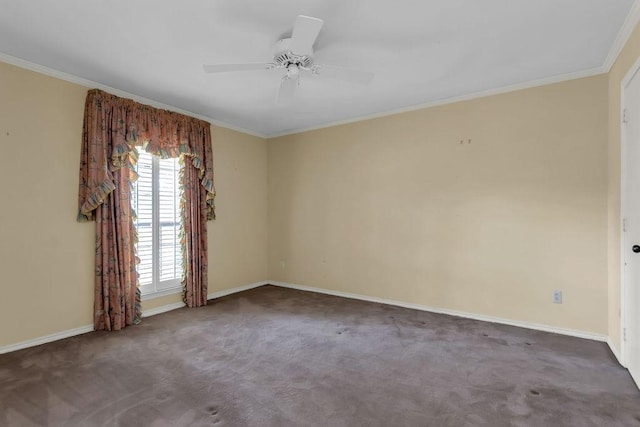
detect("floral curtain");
top-left (78, 89), bottom-right (215, 331)
top-left (181, 156), bottom-right (209, 307)
top-left (93, 165), bottom-right (138, 331)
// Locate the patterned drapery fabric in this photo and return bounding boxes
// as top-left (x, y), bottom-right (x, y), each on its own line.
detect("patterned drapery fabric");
top-left (94, 165), bottom-right (138, 331)
top-left (78, 89), bottom-right (215, 330)
top-left (181, 156), bottom-right (209, 307)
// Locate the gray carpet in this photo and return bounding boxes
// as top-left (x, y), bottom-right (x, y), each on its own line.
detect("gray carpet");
top-left (1, 285), bottom-right (639, 426)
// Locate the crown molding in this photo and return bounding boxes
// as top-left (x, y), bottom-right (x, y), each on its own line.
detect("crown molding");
top-left (266, 66), bottom-right (606, 139)
top-left (264, 1), bottom-right (640, 139)
top-left (603, 0), bottom-right (640, 72)
top-left (5, 0), bottom-right (638, 142)
top-left (0, 51), bottom-right (267, 139)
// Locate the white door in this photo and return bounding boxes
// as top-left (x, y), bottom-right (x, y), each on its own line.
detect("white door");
top-left (623, 63), bottom-right (640, 388)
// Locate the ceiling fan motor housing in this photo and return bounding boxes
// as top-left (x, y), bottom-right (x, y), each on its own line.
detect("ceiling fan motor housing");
top-left (273, 38), bottom-right (314, 69)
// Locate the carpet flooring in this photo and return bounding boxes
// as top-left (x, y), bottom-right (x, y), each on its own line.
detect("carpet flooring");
top-left (1, 285), bottom-right (639, 426)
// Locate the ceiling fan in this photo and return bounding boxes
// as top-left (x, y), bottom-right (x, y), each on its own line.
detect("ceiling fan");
top-left (203, 15), bottom-right (374, 104)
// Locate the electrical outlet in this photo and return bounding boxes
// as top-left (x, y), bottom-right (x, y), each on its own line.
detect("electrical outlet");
top-left (552, 290), bottom-right (562, 304)
top-left (280, 260), bottom-right (285, 271)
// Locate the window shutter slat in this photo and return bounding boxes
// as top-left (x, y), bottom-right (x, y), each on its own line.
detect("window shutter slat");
top-left (133, 151), bottom-right (183, 292)
top-left (158, 156), bottom-right (182, 283)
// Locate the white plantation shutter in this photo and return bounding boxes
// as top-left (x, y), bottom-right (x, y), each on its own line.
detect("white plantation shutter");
top-left (132, 152), bottom-right (154, 287)
top-left (158, 157), bottom-right (182, 285)
top-left (132, 150), bottom-right (183, 295)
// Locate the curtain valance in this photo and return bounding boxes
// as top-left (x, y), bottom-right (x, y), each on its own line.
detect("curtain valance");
top-left (78, 89), bottom-right (215, 221)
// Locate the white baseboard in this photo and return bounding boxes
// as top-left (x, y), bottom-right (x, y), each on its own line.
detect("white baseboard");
top-left (0, 281), bottom-right (271, 355)
top-left (607, 337), bottom-right (624, 366)
top-left (143, 280), bottom-right (270, 317)
top-left (207, 281), bottom-right (269, 300)
top-left (269, 281), bottom-right (608, 343)
top-left (142, 302), bottom-right (186, 318)
top-left (0, 325), bottom-right (94, 355)
top-left (0, 280), bottom-right (615, 357)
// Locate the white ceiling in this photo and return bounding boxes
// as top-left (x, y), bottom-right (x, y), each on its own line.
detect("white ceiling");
top-left (0, 0), bottom-right (635, 137)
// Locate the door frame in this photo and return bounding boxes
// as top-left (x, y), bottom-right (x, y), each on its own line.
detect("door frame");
top-left (620, 55), bottom-right (640, 368)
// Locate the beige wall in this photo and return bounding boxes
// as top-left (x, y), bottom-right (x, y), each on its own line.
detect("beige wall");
top-left (0, 62), bottom-right (94, 347)
top-left (268, 75), bottom-right (609, 335)
top-left (3, 26), bottom-right (636, 348)
top-left (608, 23), bottom-right (640, 352)
top-left (0, 61), bottom-right (268, 347)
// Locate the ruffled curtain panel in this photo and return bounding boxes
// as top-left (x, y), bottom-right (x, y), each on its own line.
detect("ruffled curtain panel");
top-left (78, 89), bottom-right (215, 331)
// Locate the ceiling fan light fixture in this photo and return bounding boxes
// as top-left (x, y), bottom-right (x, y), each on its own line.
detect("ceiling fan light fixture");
top-left (287, 64), bottom-right (300, 78)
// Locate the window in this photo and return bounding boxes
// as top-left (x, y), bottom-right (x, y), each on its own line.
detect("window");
top-left (132, 150), bottom-right (183, 297)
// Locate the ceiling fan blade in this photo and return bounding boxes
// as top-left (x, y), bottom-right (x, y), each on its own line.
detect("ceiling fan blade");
top-left (276, 75), bottom-right (298, 104)
top-left (312, 64), bottom-right (374, 85)
top-left (290, 15), bottom-right (324, 54)
top-left (203, 63), bottom-right (275, 73)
